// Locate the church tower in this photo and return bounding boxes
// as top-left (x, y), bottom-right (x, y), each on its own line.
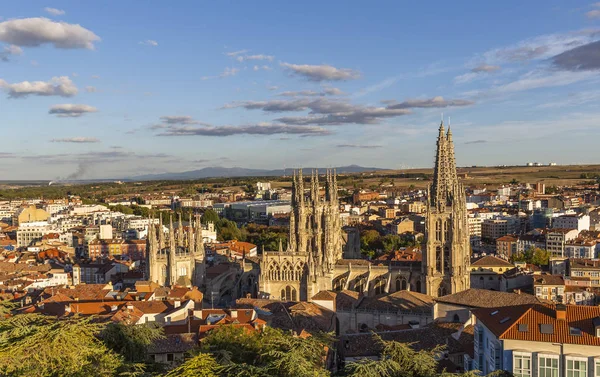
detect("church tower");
top-left (259, 169), bottom-right (343, 301)
top-left (423, 121), bottom-right (470, 297)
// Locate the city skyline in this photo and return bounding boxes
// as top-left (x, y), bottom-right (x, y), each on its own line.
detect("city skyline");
top-left (2, 0), bottom-right (600, 180)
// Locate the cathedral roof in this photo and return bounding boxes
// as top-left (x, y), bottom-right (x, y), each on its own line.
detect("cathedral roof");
top-left (311, 290), bottom-right (337, 301)
top-left (471, 255), bottom-right (514, 267)
top-left (355, 290), bottom-right (434, 313)
top-left (433, 288), bottom-right (541, 309)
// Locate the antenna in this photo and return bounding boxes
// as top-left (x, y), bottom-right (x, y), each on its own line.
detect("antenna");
top-left (441, 112), bottom-right (443, 122)
top-left (448, 116), bottom-right (451, 127)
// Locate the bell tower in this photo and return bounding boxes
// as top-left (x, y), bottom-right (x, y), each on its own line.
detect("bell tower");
top-left (423, 121), bottom-right (470, 297)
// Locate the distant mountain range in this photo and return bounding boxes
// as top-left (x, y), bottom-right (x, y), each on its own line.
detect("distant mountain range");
top-left (130, 165), bottom-right (386, 181)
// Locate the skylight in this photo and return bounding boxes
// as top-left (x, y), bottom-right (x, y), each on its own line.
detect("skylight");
top-left (500, 317), bottom-right (511, 324)
top-left (491, 310), bottom-right (499, 316)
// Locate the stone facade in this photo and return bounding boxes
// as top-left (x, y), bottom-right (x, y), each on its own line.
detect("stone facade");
top-left (258, 121), bottom-right (470, 302)
top-left (146, 214), bottom-right (205, 287)
top-left (423, 122), bottom-right (471, 297)
top-left (259, 169), bottom-right (343, 301)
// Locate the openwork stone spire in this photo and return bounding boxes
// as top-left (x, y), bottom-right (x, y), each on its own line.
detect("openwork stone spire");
top-left (424, 120), bottom-right (470, 298)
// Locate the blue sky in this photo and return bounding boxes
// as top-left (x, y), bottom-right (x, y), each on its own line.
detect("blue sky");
top-left (1, 1), bottom-right (600, 179)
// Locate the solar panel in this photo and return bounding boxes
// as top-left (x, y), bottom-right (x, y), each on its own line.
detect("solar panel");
top-left (540, 324), bottom-right (554, 334)
top-left (518, 324), bottom-right (528, 332)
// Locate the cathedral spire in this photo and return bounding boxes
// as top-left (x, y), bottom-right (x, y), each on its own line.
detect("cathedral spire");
top-left (188, 212), bottom-right (194, 255)
top-left (431, 120), bottom-right (448, 207)
top-left (158, 213), bottom-right (164, 250)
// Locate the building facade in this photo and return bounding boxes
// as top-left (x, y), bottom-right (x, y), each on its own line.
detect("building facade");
top-left (146, 214), bottom-right (205, 287)
top-left (259, 169), bottom-right (343, 301)
top-left (423, 122), bottom-right (471, 297)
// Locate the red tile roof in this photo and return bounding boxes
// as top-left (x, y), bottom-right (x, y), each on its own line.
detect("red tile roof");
top-left (475, 304), bottom-right (600, 346)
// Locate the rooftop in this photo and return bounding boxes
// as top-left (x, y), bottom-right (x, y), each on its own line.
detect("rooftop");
top-left (434, 288), bottom-right (541, 309)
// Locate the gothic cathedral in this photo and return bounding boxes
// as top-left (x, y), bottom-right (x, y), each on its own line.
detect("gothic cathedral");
top-left (146, 214), bottom-right (205, 287)
top-left (423, 121), bottom-right (470, 297)
top-left (259, 169), bottom-right (343, 301)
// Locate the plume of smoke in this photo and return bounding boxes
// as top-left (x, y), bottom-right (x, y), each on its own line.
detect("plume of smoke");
top-left (65, 162), bottom-right (88, 180)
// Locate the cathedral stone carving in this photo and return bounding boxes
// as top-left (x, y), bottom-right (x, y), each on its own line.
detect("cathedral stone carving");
top-left (146, 213), bottom-right (205, 287)
top-left (423, 121), bottom-right (471, 297)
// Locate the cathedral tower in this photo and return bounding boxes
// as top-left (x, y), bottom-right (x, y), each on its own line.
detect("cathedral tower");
top-left (259, 169), bottom-right (343, 301)
top-left (423, 121), bottom-right (470, 297)
top-left (146, 214), bottom-right (206, 288)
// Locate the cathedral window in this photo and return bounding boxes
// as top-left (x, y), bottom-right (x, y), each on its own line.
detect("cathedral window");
top-left (180, 267), bottom-right (187, 277)
top-left (444, 219), bottom-right (450, 241)
top-left (436, 246), bottom-right (442, 272)
top-left (443, 246), bottom-right (451, 272)
top-left (281, 285), bottom-right (297, 301)
top-left (374, 279), bottom-right (385, 295)
top-left (435, 220), bottom-right (442, 241)
top-left (396, 277), bottom-right (407, 291)
top-left (438, 284), bottom-right (447, 297)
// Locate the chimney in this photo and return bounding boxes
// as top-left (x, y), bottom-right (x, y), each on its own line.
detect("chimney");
top-left (174, 299), bottom-right (181, 308)
top-left (230, 309), bottom-right (238, 318)
top-left (555, 304), bottom-right (567, 321)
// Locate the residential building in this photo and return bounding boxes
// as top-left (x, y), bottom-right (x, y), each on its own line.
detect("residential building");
top-left (565, 240), bottom-right (597, 259)
top-left (546, 229), bottom-right (579, 257)
top-left (533, 274), bottom-right (565, 302)
top-left (496, 235), bottom-right (518, 258)
top-left (471, 304), bottom-right (600, 377)
top-left (482, 218), bottom-right (517, 241)
top-left (470, 256), bottom-right (514, 291)
top-left (553, 214), bottom-right (590, 233)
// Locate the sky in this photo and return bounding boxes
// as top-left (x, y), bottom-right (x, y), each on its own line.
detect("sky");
top-left (1, 1), bottom-right (600, 180)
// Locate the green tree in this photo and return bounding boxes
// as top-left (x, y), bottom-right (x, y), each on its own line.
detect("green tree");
top-left (0, 314), bottom-right (123, 377)
top-left (344, 335), bottom-right (441, 377)
top-left (217, 219), bottom-right (242, 241)
top-left (101, 322), bottom-right (164, 364)
top-left (172, 326), bottom-right (332, 377)
top-left (202, 209), bottom-right (220, 225)
top-left (531, 248), bottom-right (550, 266)
top-left (163, 353), bottom-right (222, 377)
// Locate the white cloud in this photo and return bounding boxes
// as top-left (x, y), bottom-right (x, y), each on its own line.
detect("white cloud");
top-left (587, 10), bottom-right (600, 18)
top-left (225, 49), bottom-right (248, 57)
top-left (472, 64), bottom-right (501, 73)
top-left (91, 75), bottom-right (100, 79)
top-left (51, 137), bottom-right (100, 143)
top-left (386, 96), bottom-right (474, 109)
top-left (48, 104), bottom-right (97, 117)
top-left (44, 7), bottom-right (66, 16)
top-left (0, 17), bottom-right (100, 49)
top-left (495, 70), bottom-right (598, 93)
top-left (281, 63), bottom-right (361, 81)
top-left (139, 39), bottom-right (158, 46)
top-left (152, 116), bottom-right (330, 137)
top-left (201, 67), bottom-right (239, 80)
top-left (278, 88), bottom-right (344, 97)
top-left (0, 44), bottom-right (22, 62)
top-left (85, 86), bottom-right (97, 93)
top-left (0, 76), bottom-right (77, 98)
top-left (236, 54), bottom-right (274, 62)
top-left (484, 29), bottom-right (600, 64)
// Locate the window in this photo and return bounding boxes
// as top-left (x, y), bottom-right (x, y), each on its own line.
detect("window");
top-left (539, 355), bottom-right (559, 377)
top-left (567, 359), bottom-right (587, 377)
top-left (595, 360), bottom-right (600, 377)
top-left (514, 353), bottom-right (532, 377)
top-left (167, 353), bottom-right (174, 362)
